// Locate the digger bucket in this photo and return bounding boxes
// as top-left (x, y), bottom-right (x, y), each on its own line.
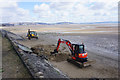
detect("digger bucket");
top-left (50, 49), bottom-right (58, 55)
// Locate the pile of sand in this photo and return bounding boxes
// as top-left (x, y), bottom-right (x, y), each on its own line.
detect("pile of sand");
top-left (31, 44), bottom-right (70, 62)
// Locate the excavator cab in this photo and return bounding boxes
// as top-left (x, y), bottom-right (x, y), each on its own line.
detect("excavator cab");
top-left (30, 31), bottom-right (37, 37)
top-left (72, 44), bottom-right (87, 63)
top-left (73, 44), bottom-right (84, 54)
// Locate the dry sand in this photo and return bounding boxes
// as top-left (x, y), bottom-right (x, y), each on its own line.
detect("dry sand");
top-left (1, 23), bottom-right (118, 78)
top-left (1, 35), bottom-right (31, 78)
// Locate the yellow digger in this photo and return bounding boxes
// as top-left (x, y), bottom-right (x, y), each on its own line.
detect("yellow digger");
top-left (27, 29), bottom-right (38, 40)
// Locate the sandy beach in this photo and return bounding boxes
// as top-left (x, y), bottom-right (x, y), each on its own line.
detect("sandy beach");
top-left (1, 23), bottom-right (118, 78)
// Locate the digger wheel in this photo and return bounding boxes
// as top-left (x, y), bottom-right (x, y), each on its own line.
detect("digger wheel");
top-left (28, 37), bottom-right (31, 40)
top-left (36, 37), bottom-right (38, 39)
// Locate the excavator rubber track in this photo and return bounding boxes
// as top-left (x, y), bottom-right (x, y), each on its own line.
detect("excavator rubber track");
top-left (67, 58), bottom-right (91, 68)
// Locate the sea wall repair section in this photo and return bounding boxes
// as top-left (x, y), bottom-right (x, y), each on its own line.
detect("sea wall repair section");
top-left (0, 30), bottom-right (68, 79)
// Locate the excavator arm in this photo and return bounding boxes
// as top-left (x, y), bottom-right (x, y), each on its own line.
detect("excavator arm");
top-left (51, 38), bottom-right (74, 55)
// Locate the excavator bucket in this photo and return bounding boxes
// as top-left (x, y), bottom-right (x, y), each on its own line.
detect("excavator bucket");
top-left (50, 49), bottom-right (58, 55)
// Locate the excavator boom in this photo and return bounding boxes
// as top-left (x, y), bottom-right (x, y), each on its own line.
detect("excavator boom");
top-left (51, 38), bottom-right (74, 55)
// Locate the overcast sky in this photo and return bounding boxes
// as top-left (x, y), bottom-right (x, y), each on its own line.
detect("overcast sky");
top-left (0, 0), bottom-right (119, 23)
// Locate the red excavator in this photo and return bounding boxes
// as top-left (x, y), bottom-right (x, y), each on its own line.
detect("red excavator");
top-left (51, 38), bottom-right (91, 68)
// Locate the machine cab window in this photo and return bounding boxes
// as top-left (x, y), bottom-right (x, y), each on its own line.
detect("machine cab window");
top-left (74, 44), bottom-right (84, 54)
top-left (30, 31), bottom-right (37, 36)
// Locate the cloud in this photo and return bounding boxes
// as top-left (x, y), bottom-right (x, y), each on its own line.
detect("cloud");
top-left (33, 1), bottom-right (118, 23)
top-left (0, 1), bottom-right (32, 23)
top-left (34, 3), bottom-right (50, 12)
top-left (0, 0), bottom-right (119, 23)
top-left (89, 2), bottom-right (105, 10)
top-left (34, 0), bottom-right (118, 22)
